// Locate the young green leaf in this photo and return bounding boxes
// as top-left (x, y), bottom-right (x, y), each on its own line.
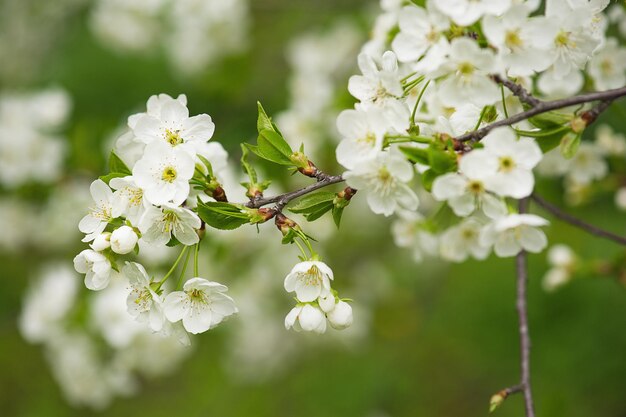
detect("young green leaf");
top-left (559, 131), bottom-right (581, 159)
top-left (240, 143), bottom-right (258, 184)
top-left (332, 206), bottom-right (344, 228)
top-left (257, 101), bottom-right (275, 133)
top-left (428, 145), bottom-right (457, 174)
top-left (399, 146), bottom-right (429, 165)
top-left (197, 202), bottom-right (250, 230)
top-left (288, 192), bottom-right (336, 212)
top-left (109, 151), bottom-right (131, 175)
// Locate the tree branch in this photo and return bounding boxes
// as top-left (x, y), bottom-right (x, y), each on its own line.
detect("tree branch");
top-left (245, 174), bottom-right (345, 210)
top-left (456, 86), bottom-right (626, 143)
top-left (516, 197), bottom-right (536, 417)
top-left (531, 193), bottom-right (626, 246)
top-left (492, 75), bottom-right (542, 107)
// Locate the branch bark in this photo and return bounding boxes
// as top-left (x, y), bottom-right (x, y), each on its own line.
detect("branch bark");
top-left (244, 174), bottom-right (345, 209)
top-left (455, 86), bottom-right (626, 143)
top-left (531, 193), bottom-right (626, 246)
top-left (516, 197), bottom-right (536, 417)
top-left (492, 75), bottom-right (542, 107)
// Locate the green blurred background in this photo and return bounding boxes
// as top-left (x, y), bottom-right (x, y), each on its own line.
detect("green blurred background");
top-left (1, 1), bottom-right (626, 416)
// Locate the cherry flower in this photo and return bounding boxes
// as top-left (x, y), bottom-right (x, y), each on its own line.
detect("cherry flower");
top-left (73, 249), bottom-right (113, 291)
top-left (79, 179), bottom-right (115, 242)
top-left (439, 218), bottom-right (491, 262)
top-left (480, 214), bottom-right (549, 257)
top-left (284, 261), bottom-right (334, 302)
top-left (163, 278), bottom-right (238, 334)
top-left (132, 141), bottom-right (195, 206)
top-left (109, 176), bottom-right (148, 225)
top-left (348, 51), bottom-right (403, 110)
top-left (343, 149), bottom-right (418, 217)
top-left (284, 304), bottom-right (327, 334)
top-left (132, 94), bottom-right (215, 154)
top-left (110, 226), bottom-right (138, 255)
top-left (478, 127), bottom-right (543, 199)
top-left (139, 205), bottom-right (201, 247)
top-left (123, 262), bottom-right (164, 332)
top-left (434, 0), bottom-right (512, 29)
top-left (391, 3), bottom-right (449, 63)
top-left (335, 108), bottom-right (387, 170)
top-left (587, 38), bottom-right (626, 91)
top-left (326, 300), bottom-right (353, 330)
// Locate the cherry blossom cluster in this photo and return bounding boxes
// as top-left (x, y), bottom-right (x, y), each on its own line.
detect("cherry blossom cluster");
top-left (89, 0), bottom-right (249, 76)
top-left (20, 263), bottom-right (191, 409)
top-left (74, 93), bottom-right (355, 341)
top-left (335, 0), bottom-right (625, 269)
top-left (74, 94), bottom-right (237, 338)
top-left (0, 88), bottom-right (70, 188)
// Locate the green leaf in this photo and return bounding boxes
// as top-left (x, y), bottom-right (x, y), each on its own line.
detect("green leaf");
top-left (99, 172), bottom-right (127, 185)
top-left (240, 144), bottom-right (258, 184)
top-left (303, 202), bottom-right (334, 221)
top-left (332, 206), bottom-right (344, 228)
top-left (257, 102), bottom-right (274, 133)
top-left (259, 128), bottom-right (293, 157)
top-left (536, 129), bottom-right (569, 154)
top-left (528, 111), bottom-right (571, 129)
top-left (399, 146), bottom-right (429, 165)
top-left (109, 151), bottom-right (131, 175)
top-left (428, 145), bottom-right (457, 174)
top-left (421, 169), bottom-right (438, 192)
top-left (197, 202), bottom-right (250, 230)
top-left (197, 155), bottom-right (214, 177)
top-left (559, 131), bottom-right (581, 159)
top-left (288, 192), bottom-right (336, 212)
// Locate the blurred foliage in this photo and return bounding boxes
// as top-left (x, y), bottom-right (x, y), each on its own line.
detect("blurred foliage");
top-left (1, 1), bottom-right (626, 417)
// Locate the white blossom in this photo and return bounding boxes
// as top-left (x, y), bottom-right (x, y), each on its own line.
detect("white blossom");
top-left (480, 214), bottom-right (549, 257)
top-left (163, 278), bottom-right (238, 334)
top-left (73, 249), bottom-right (113, 290)
top-left (434, 0), bottom-right (512, 27)
top-left (79, 179), bottom-right (115, 242)
top-left (587, 38), bottom-right (626, 91)
top-left (326, 300), bottom-right (353, 330)
top-left (284, 261), bottom-right (334, 303)
top-left (284, 304), bottom-right (327, 334)
top-left (348, 51), bottom-right (403, 109)
top-left (139, 204), bottom-right (201, 247)
top-left (132, 141), bottom-right (195, 206)
top-left (123, 262), bottom-right (164, 331)
top-left (344, 149), bottom-right (418, 217)
top-left (335, 108), bottom-right (388, 170)
top-left (110, 176), bottom-right (148, 225)
top-left (440, 218), bottom-right (491, 262)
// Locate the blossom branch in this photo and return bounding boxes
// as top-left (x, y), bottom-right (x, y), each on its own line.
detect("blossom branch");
top-left (516, 197), bottom-right (536, 417)
top-left (245, 173), bottom-right (345, 210)
top-left (531, 193), bottom-right (626, 246)
top-left (492, 75), bottom-right (541, 107)
top-left (456, 86), bottom-right (626, 143)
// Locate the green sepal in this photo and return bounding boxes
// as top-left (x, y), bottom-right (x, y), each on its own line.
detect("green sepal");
top-left (166, 236), bottom-right (181, 247)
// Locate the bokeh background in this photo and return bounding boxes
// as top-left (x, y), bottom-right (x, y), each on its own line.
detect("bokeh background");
top-left (1, 1), bottom-right (626, 416)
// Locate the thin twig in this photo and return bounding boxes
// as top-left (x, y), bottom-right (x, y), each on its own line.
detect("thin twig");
top-left (531, 194), bottom-right (626, 246)
top-left (492, 75), bottom-right (542, 107)
top-left (456, 86), bottom-right (626, 143)
top-left (245, 174), bottom-right (345, 209)
top-left (516, 198), bottom-right (536, 417)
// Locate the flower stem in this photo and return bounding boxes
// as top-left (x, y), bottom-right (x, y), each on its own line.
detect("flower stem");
top-left (193, 242), bottom-right (200, 277)
top-left (156, 245), bottom-right (189, 289)
top-left (176, 247), bottom-right (193, 289)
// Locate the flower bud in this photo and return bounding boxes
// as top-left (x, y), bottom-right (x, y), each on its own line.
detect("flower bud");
top-left (110, 226), bottom-right (138, 254)
top-left (318, 293), bottom-right (336, 313)
top-left (90, 232), bottom-right (111, 251)
top-left (299, 304), bottom-right (327, 334)
top-left (327, 300), bottom-right (353, 330)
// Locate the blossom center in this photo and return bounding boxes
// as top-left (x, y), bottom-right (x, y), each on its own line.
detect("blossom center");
top-left (458, 62), bottom-right (475, 76)
top-left (188, 288), bottom-right (208, 304)
top-left (467, 180), bottom-right (484, 194)
top-left (162, 166), bottom-right (178, 182)
top-left (555, 31), bottom-right (575, 48)
top-left (505, 29), bottom-right (523, 49)
top-left (498, 156), bottom-right (516, 172)
top-left (359, 132), bottom-right (376, 145)
top-left (165, 129), bottom-right (183, 146)
top-left (301, 265), bottom-right (323, 286)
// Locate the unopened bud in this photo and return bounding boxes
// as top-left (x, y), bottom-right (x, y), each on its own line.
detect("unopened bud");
top-left (247, 207), bottom-right (277, 224)
top-left (295, 159), bottom-right (318, 178)
top-left (327, 300), bottom-right (353, 330)
top-left (90, 232), bottom-right (111, 251)
top-left (110, 226), bottom-right (138, 254)
top-left (275, 212), bottom-right (300, 235)
top-left (570, 116), bottom-right (587, 133)
top-left (483, 105), bottom-right (497, 123)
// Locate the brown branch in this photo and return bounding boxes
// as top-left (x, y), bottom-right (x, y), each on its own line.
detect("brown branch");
top-left (531, 194), bottom-right (626, 246)
top-left (516, 197), bottom-right (536, 417)
top-left (492, 75), bottom-right (542, 107)
top-left (456, 86), bottom-right (626, 144)
top-left (245, 174), bottom-right (345, 210)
